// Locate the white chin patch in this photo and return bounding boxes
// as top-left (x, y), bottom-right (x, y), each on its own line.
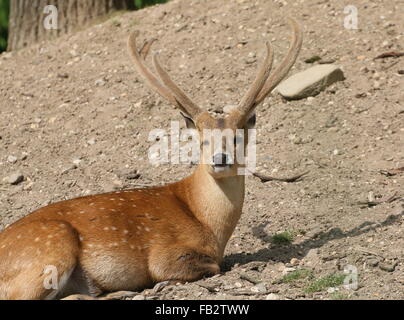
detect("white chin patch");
top-left (213, 165), bottom-right (231, 173)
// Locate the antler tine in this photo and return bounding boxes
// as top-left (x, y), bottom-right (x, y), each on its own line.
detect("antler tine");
top-left (128, 32), bottom-right (201, 118)
top-left (152, 54), bottom-right (202, 119)
top-left (254, 18), bottom-right (303, 105)
top-left (237, 41), bottom-right (274, 117)
top-left (139, 38), bottom-right (157, 59)
top-left (128, 32), bottom-right (176, 105)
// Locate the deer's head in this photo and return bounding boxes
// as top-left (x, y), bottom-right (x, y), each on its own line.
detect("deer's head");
top-left (128, 19), bottom-right (302, 179)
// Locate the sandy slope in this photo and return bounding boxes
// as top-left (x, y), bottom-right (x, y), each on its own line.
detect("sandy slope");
top-left (0, 0), bottom-right (403, 299)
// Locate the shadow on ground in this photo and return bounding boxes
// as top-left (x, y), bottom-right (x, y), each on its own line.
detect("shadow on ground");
top-left (223, 210), bottom-right (403, 270)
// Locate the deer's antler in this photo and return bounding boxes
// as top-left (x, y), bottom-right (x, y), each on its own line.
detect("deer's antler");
top-left (127, 31), bottom-right (202, 119)
top-left (236, 18), bottom-right (303, 121)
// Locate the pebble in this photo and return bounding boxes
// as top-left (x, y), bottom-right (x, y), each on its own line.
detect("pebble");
top-left (327, 287), bottom-right (338, 293)
top-left (7, 155), bottom-right (17, 163)
top-left (72, 158), bottom-right (82, 165)
top-left (282, 267), bottom-right (296, 275)
top-left (95, 79), bottom-right (106, 86)
top-left (366, 257), bottom-right (379, 267)
top-left (250, 283), bottom-right (267, 293)
top-left (379, 261), bottom-right (398, 272)
top-left (266, 293), bottom-right (280, 300)
top-left (132, 295), bottom-right (146, 300)
top-left (61, 164), bottom-right (77, 174)
top-left (6, 173), bottom-right (24, 185)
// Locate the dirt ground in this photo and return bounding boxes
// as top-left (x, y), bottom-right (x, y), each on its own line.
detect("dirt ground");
top-left (0, 0), bottom-right (403, 300)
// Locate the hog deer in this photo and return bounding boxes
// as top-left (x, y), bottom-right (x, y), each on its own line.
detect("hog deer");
top-left (0, 19), bottom-right (302, 299)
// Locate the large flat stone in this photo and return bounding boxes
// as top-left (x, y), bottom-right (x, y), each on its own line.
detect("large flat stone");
top-left (276, 64), bottom-right (345, 100)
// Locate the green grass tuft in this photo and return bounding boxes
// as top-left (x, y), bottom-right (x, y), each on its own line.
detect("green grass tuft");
top-left (304, 273), bottom-right (345, 293)
top-left (276, 269), bottom-right (313, 284)
top-left (271, 231), bottom-right (296, 245)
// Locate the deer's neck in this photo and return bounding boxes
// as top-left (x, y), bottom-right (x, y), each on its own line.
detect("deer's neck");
top-left (182, 166), bottom-right (245, 259)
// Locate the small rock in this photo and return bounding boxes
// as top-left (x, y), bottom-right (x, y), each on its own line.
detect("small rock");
top-left (327, 287), bottom-right (338, 293)
top-left (290, 258), bottom-right (300, 266)
top-left (95, 79), bottom-right (106, 86)
top-left (379, 261), bottom-right (398, 272)
top-left (277, 64), bottom-right (345, 100)
top-left (132, 295), bottom-right (146, 300)
top-left (366, 257), bottom-right (379, 267)
top-left (248, 52), bottom-right (256, 58)
top-left (7, 155), bottom-right (17, 163)
top-left (282, 267), bottom-right (296, 275)
top-left (250, 283), bottom-right (267, 294)
top-left (223, 284), bottom-right (235, 290)
top-left (266, 293), bottom-right (280, 300)
top-left (61, 164), bottom-right (77, 174)
top-left (72, 158), bottom-right (82, 165)
top-left (7, 173), bottom-right (24, 185)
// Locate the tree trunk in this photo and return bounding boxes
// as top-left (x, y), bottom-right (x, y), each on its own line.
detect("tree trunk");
top-left (7, 0), bottom-right (134, 51)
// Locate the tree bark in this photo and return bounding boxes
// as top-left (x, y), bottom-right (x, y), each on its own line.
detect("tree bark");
top-left (7, 0), bottom-right (134, 51)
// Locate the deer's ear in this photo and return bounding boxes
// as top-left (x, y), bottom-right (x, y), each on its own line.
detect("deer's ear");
top-left (245, 113), bottom-right (256, 129)
top-left (180, 112), bottom-right (196, 129)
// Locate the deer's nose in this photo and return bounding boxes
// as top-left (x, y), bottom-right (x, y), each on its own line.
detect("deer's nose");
top-left (213, 153), bottom-right (229, 167)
